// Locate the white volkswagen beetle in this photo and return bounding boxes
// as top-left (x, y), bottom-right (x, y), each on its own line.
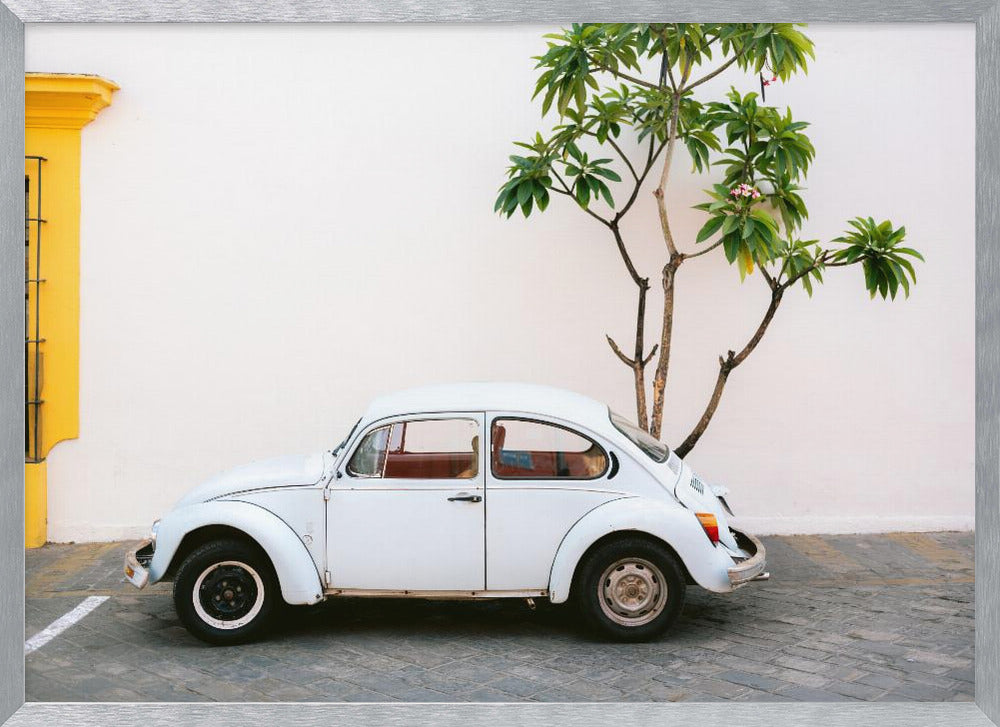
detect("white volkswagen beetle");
top-left (124, 383), bottom-right (767, 644)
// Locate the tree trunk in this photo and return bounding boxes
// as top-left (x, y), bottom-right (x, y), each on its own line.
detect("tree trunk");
top-left (649, 256), bottom-right (681, 439)
top-left (647, 91), bottom-right (684, 440)
top-left (632, 283), bottom-right (650, 429)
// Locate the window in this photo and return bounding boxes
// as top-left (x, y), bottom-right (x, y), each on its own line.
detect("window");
top-left (347, 425), bottom-right (390, 477)
top-left (347, 418), bottom-right (480, 479)
top-left (24, 157), bottom-right (45, 464)
top-left (609, 410), bottom-right (669, 463)
top-left (491, 418), bottom-right (607, 479)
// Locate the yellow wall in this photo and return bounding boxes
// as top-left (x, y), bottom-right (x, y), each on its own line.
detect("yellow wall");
top-left (24, 74), bottom-right (117, 548)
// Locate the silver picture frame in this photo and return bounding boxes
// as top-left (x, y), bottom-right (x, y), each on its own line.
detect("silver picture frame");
top-left (0, 3), bottom-right (997, 726)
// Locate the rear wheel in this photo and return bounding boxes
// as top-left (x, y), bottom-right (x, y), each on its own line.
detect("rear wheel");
top-left (173, 539), bottom-right (278, 645)
top-left (573, 536), bottom-right (686, 642)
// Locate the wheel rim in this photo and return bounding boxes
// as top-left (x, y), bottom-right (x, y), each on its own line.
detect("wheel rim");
top-left (598, 557), bottom-right (668, 627)
top-left (192, 560), bottom-right (265, 630)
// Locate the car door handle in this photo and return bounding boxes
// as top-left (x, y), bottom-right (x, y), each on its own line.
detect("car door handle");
top-left (447, 493), bottom-right (482, 503)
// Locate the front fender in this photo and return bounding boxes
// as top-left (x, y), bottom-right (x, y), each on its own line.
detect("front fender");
top-left (547, 496), bottom-right (737, 603)
top-left (148, 500), bottom-right (324, 605)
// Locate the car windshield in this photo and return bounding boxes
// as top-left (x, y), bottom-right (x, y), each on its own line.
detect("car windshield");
top-left (333, 418), bottom-right (361, 455)
top-left (609, 410), bottom-right (670, 463)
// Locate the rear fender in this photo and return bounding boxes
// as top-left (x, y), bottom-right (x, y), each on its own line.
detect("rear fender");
top-left (547, 496), bottom-right (737, 602)
top-left (149, 500), bottom-right (324, 605)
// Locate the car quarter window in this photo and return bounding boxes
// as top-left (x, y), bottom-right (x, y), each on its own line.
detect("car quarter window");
top-left (491, 418), bottom-right (608, 479)
top-left (346, 425), bottom-right (390, 477)
top-left (347, 418), bottom-right (480, 480)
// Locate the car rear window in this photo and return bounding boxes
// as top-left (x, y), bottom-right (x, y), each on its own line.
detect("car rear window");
top-left (609, 410), bottom-right (669, 463)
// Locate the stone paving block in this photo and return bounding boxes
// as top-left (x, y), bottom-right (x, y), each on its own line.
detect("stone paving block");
top-left (776, 684), bottom-right (856, 702)
top-left (947, 666), bottom-right (975, 683)
top-left (394, 686), bottom-right (451, 702)
top-left (771, 667), bottom-right (830, 689)
top-left (486, 674), bottom-right (544, 698)
top-left (683, 677), bottom-right (752, 699)
top-left (341, 687), bottom-right (400, 702)
top-left (732, 688), bottom-right (789, 702)
top-left (827, 679), bottom-right (887, 700)
top-left (455, 686), bottom-right (518, 702)
top-left (716, 670), bottom-right (791, 692)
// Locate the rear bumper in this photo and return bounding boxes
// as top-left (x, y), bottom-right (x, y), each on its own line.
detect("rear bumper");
top-left (727, 529), bottom-right (769, 587)
top-left (123, 538), bottom-right (154, 589)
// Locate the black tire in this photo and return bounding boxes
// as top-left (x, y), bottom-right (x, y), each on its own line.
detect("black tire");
top-left (173, 538), bottom-right (279, 645)
top-left (573, 535), bottom-right (686, 642)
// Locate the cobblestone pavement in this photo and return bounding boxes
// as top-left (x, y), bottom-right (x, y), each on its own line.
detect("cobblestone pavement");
top-left (25, 532), bottom-right (974, 703)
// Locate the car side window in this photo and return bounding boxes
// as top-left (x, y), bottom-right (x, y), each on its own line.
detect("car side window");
top-left (346, 425), bottom-right (390, 477)
top-left (348, 418), bottom-right (480, 480)
top-left (491, 418), bottom-right (608, 479)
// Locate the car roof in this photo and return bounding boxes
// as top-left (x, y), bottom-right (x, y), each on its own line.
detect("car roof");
top-left (362, 382), bottom-right (611, 428)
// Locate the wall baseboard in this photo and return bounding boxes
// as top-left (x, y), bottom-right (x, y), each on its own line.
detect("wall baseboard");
top-left (731, 515), bottom-right (975, 536)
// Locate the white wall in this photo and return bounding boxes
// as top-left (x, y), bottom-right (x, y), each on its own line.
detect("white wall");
top-left (25, 23), bottom-right (975, 541)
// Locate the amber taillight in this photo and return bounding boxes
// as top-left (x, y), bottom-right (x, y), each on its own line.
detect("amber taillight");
top-left (695, 512), bottom-right (720, 544)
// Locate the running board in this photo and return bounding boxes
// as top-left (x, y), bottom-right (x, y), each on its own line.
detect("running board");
top-left (324, 588), bottom-right (549, 600)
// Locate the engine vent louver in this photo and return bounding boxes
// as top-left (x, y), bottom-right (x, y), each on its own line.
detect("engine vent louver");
top-left (690, 476), bottom-right (705, 494)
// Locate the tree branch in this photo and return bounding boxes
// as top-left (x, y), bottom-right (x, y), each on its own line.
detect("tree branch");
top-left (760, 265), bottom-right (778, 291)
top-left (608, 278), bottom-right (655, 431)
top-left (675, 284), bottom-right (785, 456)
top-left (780, 252), bottom-right (834, 291)
top-left (582, 128), bottom-right (639, 182)
top-left (606, 335), bottom-right (635, 366)
top-left (684, 237), bottom-right (725, 260)
top-left (610, 224), bottom-right (647, 288)
top-left (631, 277), bottom-right (653, 430)
top-left (614, 137), bottom-right (668, 222)
top-left (652, 93), bottom-right (683, 257)
top-left (551, 168), bottom-right (613, 228)
top-left (664, 58), bottom-right (677, 92)
top-left (683, 49), bottom-right (746, 92)
top-left (585, 53), bottom-right (659, 90)
top-left (605, 136), bottom-right (639, 182)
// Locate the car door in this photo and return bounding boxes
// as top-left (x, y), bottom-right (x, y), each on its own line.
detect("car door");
top-left (326, 413), bottom-right (486, 591)
top-left (485, 414), bottom-right (627, 591)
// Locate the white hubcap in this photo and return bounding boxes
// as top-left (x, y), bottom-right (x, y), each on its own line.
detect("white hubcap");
top-left (192, 560), bottom-right (265, 630)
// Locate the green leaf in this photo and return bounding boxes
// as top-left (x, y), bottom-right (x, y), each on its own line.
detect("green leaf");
top-left (696, 215), bottom-right (725, 243)
top-left (517, 183), bottom-right (532, 206)
top-left (591, 166), bottom-right (623, 182)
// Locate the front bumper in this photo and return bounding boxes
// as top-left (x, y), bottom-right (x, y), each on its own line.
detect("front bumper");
top-left (727, 529), bottom-right (769, 587)
top-left (123, 538), bottom-right (154, 589)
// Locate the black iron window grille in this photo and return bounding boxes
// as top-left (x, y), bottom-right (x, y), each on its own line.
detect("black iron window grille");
top-left (25, 155), bottom-right (46, 464)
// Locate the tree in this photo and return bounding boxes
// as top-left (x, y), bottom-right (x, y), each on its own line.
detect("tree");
top-left (495, 23), bottom-right (923, 457)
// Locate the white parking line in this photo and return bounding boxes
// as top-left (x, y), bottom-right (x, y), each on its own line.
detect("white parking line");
top-left (25, 595), bottom-right (109, 655)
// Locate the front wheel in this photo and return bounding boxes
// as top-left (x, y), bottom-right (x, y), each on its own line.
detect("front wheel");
top-left (173, 539), bottom-right (278, 645)
top-left (573, 536), bottom-right (686, 642)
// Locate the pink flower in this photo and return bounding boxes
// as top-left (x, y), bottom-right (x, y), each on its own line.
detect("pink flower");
top-left (730, 184), bottom-right (761, 200)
